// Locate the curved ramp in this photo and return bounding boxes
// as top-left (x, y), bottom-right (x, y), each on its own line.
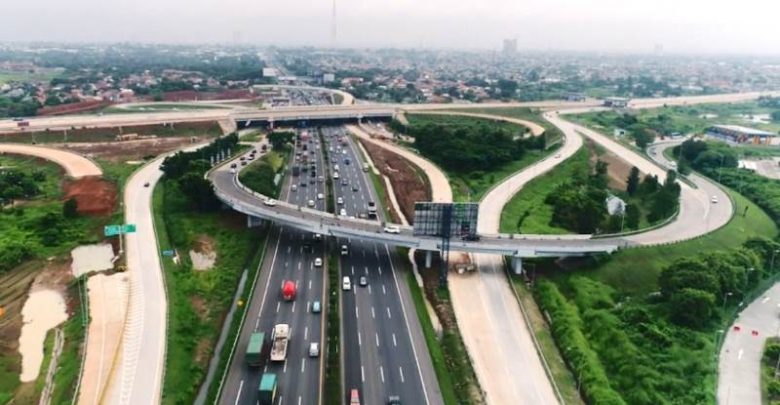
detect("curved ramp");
top-left (0, 143), bottom-right (102, 178)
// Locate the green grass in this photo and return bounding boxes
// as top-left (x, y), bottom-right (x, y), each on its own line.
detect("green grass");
top-left (402, 254), bottom-right (458, 405)
top-left (0, 154), bottom-right (64, 199)
top-left (761, 337), bottom-right (780, 405)
top-left (0, 70), bottom-right (60, 85)
top-left (48, 278), bottom-right (88, 405)
top-left (570, 188), bottom-right (777, 295)
top-left (452, 150), bottom-right (548, 202)
top-left (324, 251), bottom-right (341, 405)
top-left (499, 146), bottom-right (590, 234)
top-left (444, 107), bottom-right (565, 145)
top-left (153, 180), bottom-right (270, 405)
top-left (509, 276), bottom-right (585, 405)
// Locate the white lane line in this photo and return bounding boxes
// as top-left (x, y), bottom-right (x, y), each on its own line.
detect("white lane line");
top-left (399, 366), bottom-right (405, 383)
top-left (283, 360), bottom-right (287, 373)
top-left (358, 332), bottom-right (362, 346)
top-left (279, 395), bottom-right (283, 405)
top-left (276, 302), bottom-right (280, 313)
top-left (355, 307), bottom-right (359, 318)
top-left (738, 349), bottom-right (744, 360)
top-left (371, 307), bottom-right (376, 319)
top-left (377, 265), bottom-right (382, 275)
top-left (234, 379), bottom-right (244, 405)
top-left (298, 261), bottom-right (302, 270)
top-left (387, 308), bottom-right (392, 319)
top-left (301, 358), bottom-right (306, 373)
top-left (351, 265), bottom-right (355, 275)
top-left (380, 365), bottom-right (385, 383)
top-left (382, 285), bottom-right (386, 295)
top-left (762, 296), bottom-right (771, 303)
top-left (375, 333), bottom-right (380, 347)
top-left (368, 285), bottom-right (372, 295)
top-left (287, 246), bottom-right (291, 254)
top-left (292, 300), bottom-right (296, 313)
top-left (298, 396), bottom-right (302, 405)
top-left (392, 333), bottom-right (397, 347)
top-left (364, 266), bottom-right (369, 274)
top-left (304, 326), bottom-right (309, 340)
top-left (308, 280), bottom-right (312, 290)
top-left (361, 366), bottom-right (365, 382)
top-left (255, 318), bottom-right (260, 329)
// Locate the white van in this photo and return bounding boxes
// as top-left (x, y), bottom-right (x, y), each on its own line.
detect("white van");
top-left (341, 244), bottom-right (349, 256)
top-left (342, 276), bottom-right (351, 291)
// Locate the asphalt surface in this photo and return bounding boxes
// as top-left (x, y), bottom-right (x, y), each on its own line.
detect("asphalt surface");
top-left (219, 134), bottom-right (327, 405)
top-left (327, 126), bottom-right (442, 405)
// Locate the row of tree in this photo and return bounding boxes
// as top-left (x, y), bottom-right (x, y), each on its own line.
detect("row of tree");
top-left (0, 168), bottom-right (44, 205)
top-left (160, 133), bottom-right (239, 211)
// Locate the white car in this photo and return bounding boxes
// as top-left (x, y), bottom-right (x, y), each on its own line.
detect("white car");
top-left (384, 225), bottom-right (401, 234)
top-left (314, 257), bottom-right (323, 267)
top-left (291, 184), bottom-right (298, 192)
top-left (263, 198), bottom-right (277, 207)
top-left (337, 197), bottom-right (344, 205)
top-left (317, 193), bottom-right (324, 200)
top-left (309, 342), bottom-right (320, 357)
top-left (711, 195), bottom-right (718, 204)
top-left (307, 200), bottom-right (315, 207)
top-left (339, 208), bottom-right (347, 216)
top-left (342, 276), bottom-right (352, 291)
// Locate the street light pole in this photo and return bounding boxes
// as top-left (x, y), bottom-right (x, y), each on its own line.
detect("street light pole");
top-left (722, 291), bottom-right (733, 311)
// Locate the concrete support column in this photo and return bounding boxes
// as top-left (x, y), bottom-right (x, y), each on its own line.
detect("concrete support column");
top-left (425, 251), bottom-right (433, 269)
top-left (512, 256), bottom-right (523, 275)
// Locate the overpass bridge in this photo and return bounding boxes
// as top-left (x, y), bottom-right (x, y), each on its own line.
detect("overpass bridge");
top-left (210, 153), bottom-right (627, 274)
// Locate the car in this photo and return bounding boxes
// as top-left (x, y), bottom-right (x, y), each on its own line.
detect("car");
top-left (345, 158), bottom-right (351, 165)
top-left (352, 185), bottom-right (359, 192)
top-left (313, 233), bottom-right (322, 241)
top-left (308, 342), bottom-right (320, 357)
top-left (230, 163), bottom-right (237, 168)
top-left (229, 168), bottom-right (236, 174)
top-left (317, 193), bottom-right (324, 200)
top-left (310, 178), bottom-right (316, 184)
top-left (247, 155), bottom-right (255, 160)
top-left (342, 276), bottom-right (352, 291)
top-left (318, 176), bottom-right (324, 182)
top-left (300, 182), bottom-right (307, 187)
top-left (339, 208), bottom-right (347, 216)
top-left (387, 396), bottom-right (401, 405)
top-left (711, 195), bottom-right (718, 203)
top-left (314, 257), bottom-right (323, 267)
top-left (337, 197), bottom-right (344, 205)
top-left (239, 156), bottom-right (246, 161)
top-left (359, 276), bottom-right (367, 287)
top-left (333, 172), bottom-right (340, 179)
top-left (555, 153), bottom-right (562, 158)
top-left (350, 389), bottom-right (360, 404)
top-left (307, 200), bottom-right (315, 207)
top-left (342, 150), bottom-right (347, 155)
top-left (341, 179), bottom-right (348, 186)
top-left (384, 225), bottom-right (400, 234)
top-left (312, 300), bottom-right (322, 313)
top-left (143, 182), bottom-right (150, 187)
top-left (292, 184), bottom-right (298, 192)
top-left (341, 244), bottom-right (349, 255)
top-left (263, 198), bottom-right (277, 207)
top-left (241, 161), bottom-right (247, 166)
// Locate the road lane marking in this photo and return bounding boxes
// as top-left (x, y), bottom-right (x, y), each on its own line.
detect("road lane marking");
top-left (382, 285), bottom-right (386, 295)
top-left (283, 360), bottom-right (287, 373)
top-left (763, 296), bottom-right (770, 303)
top-left (364, 266), bottom-right (369, 274)
top-left (298, 396), bottom-right (302, 405)
top-left (376, 333), bottom-right (380, 347)
top-left (358, 332), bottom-right (362, 346)
top-left (356, 307), bottom-right (359, 318)
top-left (276, 302), bottom-right (280, 313)
top-left (301, 358), bottom-right (306, 373)
top-left (308, 280), bottom-right (312, 290)
top-left (351, 266), bottom-right (355, 275)
top-left (361, 366), bottom-right (365, 382)
top-left (292, 301), bottom-right (296, 313)
top-left (305, 326), bottom-right (309, 340)
top-left (387, 308), bottom-right (392, 319)
top-left (377, 266), bottom-right (382, 275)
top-left (368, 285), bottom-right (372, 295)
top-left (287, 246), bottom-right (291, 253)
top-left (371, 307), bottom-right (376, 318)
top-left (380, 366), bottom-right (385, 383)
top-left (392, 333), bottom-right (397, 347)
top-left (738, 349), bottom-right (744, 360)
top-left (399, 366), bottom-right (405, 383)
top-left (298, 261), bottom-right (302, 270)
top-left (255, 318), bottom-right (260, 329)
top-left (234, 379), bottom-right (244, 405)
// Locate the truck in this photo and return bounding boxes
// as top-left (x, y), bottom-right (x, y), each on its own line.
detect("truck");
top-left (258, 373), bottom-right (277, 405)
top-left (245, 332), bottom-right (266, 367)
top-left (281, 280), bottom-right (296, 301)
top-left (270, 324), bottom-right (290, 362)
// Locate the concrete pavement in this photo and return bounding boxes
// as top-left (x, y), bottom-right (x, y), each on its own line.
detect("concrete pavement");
top-left (0, 143), bottom-right (102, 178)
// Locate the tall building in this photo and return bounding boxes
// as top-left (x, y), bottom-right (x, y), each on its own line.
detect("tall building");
top-left (502, 38), bottom-right (517, 55)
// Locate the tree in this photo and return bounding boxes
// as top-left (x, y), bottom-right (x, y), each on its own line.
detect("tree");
top-left (639, 174), bottom-right (659, 195)
top-left (625, 204), bottom-right (640, 229)
top-left (626, 167), bottom-right (640, 196)
top-left (771, 110), bottom-right (780, 122)
top-left (267, 131), bottom-right (295, 150)
top-left (63, 197), bottom-right (78, 218)
top-left (633, 130), bottom-right (654, 149)
top-left (669, 288), bottom-right (715, 328)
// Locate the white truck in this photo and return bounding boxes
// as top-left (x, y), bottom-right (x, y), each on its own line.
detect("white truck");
top-left (269, 324), bottom-right (290, 362)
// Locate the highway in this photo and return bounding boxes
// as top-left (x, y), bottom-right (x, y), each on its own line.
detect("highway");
top-left (324, 127), bottom-right (442, 405)
top-left (0, 143), bottom-right (102, 178)
top-left (219, 132), bottom-right (327, 405)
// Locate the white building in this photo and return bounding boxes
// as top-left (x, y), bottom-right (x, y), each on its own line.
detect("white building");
top-left (262, 68), bottom-right (278, 78)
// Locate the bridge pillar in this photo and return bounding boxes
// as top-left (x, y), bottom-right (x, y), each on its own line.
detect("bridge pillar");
top-left (511, 257), bottom-right (523, 275)
top-left (246, 215), bottom-right (264, 228)
top-left (425, 251), bottom-right (433, 269)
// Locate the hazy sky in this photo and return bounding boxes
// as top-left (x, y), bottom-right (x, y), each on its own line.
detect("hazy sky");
top-left (3, 0), bottom-right (780, 54)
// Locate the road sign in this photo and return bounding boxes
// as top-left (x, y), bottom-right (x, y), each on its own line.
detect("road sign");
top-left (104, 225), bottom-right (122, 237)
top-left (122, 224), bottom-right (137, 233)
top-left (413, 202), bottom-right (479, 239)
top-left (162, 250), bottom-right (175, 257)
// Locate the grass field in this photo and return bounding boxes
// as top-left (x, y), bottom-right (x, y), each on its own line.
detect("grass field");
top-left (565, 188), bottom-right (777, 295)
top-left (444, 106), bottom-right (565, 145)
top-left (499, 146), bottom-right (590, 234)
top-left (154, 180), bottom-right (270, 404)
top-left (0, 70), bottom-right (60, 85)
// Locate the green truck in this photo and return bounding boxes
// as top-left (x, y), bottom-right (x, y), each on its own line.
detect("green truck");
top-left (245, 332), bottom-right (266, 367)
top-left (258, 373), bottom-right (277, 405)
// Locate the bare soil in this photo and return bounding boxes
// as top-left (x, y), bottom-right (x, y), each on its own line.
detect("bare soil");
top-left (586, 140), bottom-right (633, 190)
top-left (359, 139), bottom-right (431, 223)
top-left (53, 137), bottom-right (210, 162)
top-left (63, 177), bottom-right (117, 216)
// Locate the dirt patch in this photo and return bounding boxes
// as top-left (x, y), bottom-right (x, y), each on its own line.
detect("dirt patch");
top-left (63, 177), bottom-right (117, 216)
top-left (193, 338), bottom-right (212, 367)
top-left (190, 295), bottom-right (210, 322)
top-left (586, 140), bottom-right (634, 190)
top-left (359, 139), bottom-right (431, 222)
top-left (189, 235), bottom-right (217, 271)
top-left (52, 137), bottom-right (209, 162)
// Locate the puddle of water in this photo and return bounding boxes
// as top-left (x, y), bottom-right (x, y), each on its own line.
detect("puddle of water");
top-left (18, 289), bottom-right (68, 382)
top-left (71, 244), bottom-right (114, 277)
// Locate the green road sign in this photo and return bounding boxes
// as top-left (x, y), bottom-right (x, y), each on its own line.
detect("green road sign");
top-left (104, 225), bottom-right (122, 237)
top-left (122, 224), bottom-right (137, 233)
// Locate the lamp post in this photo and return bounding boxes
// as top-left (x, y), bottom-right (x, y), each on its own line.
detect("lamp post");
top-left (722, 291), bottom-right (733, 311)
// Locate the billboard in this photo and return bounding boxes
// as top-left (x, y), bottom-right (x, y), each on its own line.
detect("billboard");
top-left (413, 202), bottom-right (479, 238)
